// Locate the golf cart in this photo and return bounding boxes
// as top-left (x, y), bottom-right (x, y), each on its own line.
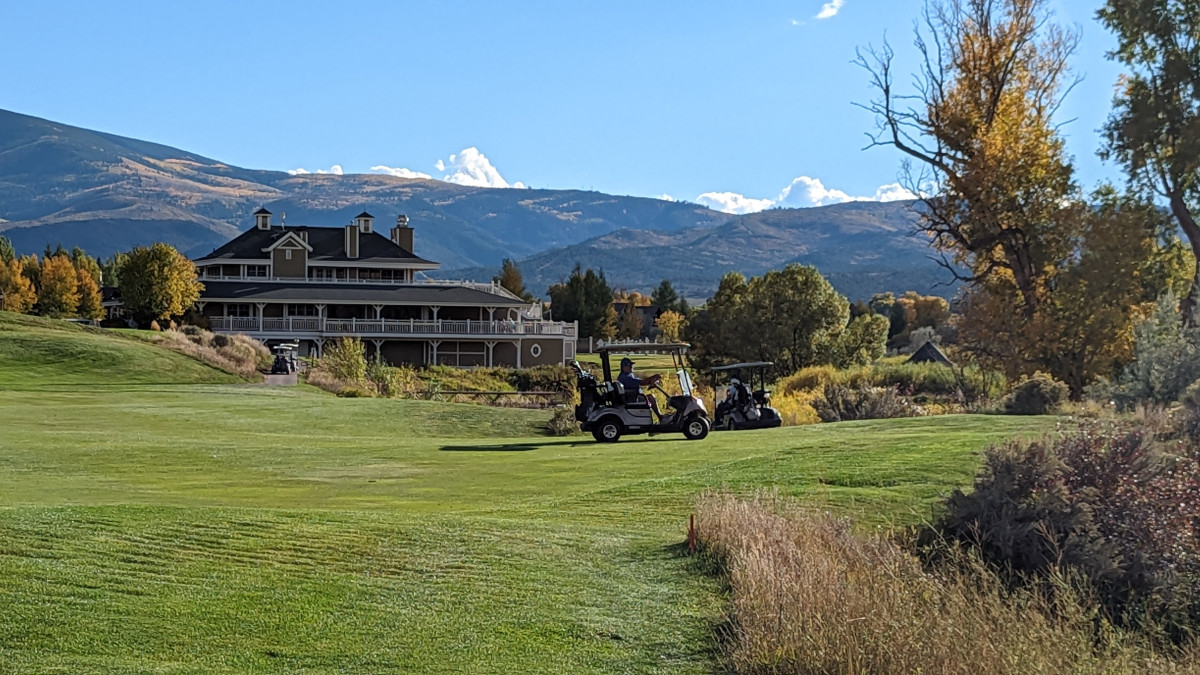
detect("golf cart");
top-left (271, 342), bottom-right (299, 374)
top-left (711, 361), bottom-right (782, 430)
top-left (572, 342), bottom-right (710, 442)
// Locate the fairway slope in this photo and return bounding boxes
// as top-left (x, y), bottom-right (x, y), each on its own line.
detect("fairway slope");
top-left (0, 312), bottom-right (240, 387)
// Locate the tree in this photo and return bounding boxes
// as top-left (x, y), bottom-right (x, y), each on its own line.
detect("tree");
top-left (651, 279), bottom-right (685, 314)
top-left (0, 235), bottom-right (14, 264)
top-left (547, 264), bottom-right (616, 341)
top-left (19, 255), bottom-right (40, 291)
top-left (688, 265), bottom-right (869, 376)
top-left (71, 247), bottom-right (102, 286)
top-left (75, 266), bottom-right (104, 320)
top-left (857, 0), bottom-right (1080, 314)
top-left (655, 309), bottom-right (687, 342)
top-left (101, 252), bottom-right (128, 288)
top-left (0, 259), bottom-right (36, 313)
top-left (616, 303), bottom-right (644, 339)
top-left (38, 255), bottom-right (80, 317)
top-left (1099, 0), bottom-right (1200, 324)
top-left (493, 258), bottom-right (533, 302)
top-left (118, 243), bottom-right (204, 326)
top-left (956, 189), bottom-right (1185, 395)
top-left (832, 314), bottom-right (891, 368)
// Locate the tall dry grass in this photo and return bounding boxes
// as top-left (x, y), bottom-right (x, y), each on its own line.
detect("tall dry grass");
top-left (160, 327), bottom-right (270, 380)
top-left (695, 491), bottom-right (1199, 674)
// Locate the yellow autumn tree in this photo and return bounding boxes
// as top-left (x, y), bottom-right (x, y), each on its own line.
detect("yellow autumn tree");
top-left (118, 243), bottom-right (203, 326)
top-left (38, 255), bottom-right (80, 317)
top-left (75, 265), bottom-right (104, 321)
top-left (0, 259), bottom-right (36, 313)
top-left (655, 309), bottom-right (687, 342)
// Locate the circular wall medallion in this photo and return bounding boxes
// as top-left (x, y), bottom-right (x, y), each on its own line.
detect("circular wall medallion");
top-left (529, 343), bottom-right (542, 358)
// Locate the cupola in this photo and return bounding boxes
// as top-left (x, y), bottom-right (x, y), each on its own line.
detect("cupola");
top-left (254, 207), bottom-right (272, 231)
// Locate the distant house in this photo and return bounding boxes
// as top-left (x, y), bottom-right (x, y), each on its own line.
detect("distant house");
top-left (907, 341), bottom-right (954, 367)
top-left (613, 301), bottom-right (661, 339)
top-left (193, 209), bottom-right (577, 367)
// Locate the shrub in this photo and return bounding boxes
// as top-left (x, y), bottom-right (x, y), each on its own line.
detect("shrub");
top-left (180, 324), bottom-right (204, 336)
top-left (210, 333), bottom-right (231, 348)
top-left (777, 365), bottom-right (839, 395)
top-left (544, 406), bottom-right (579, 436)
top-left (321, 337), bottom-right (368, 384)
top-left (1004, 374), bottom-right (1069, 415)
top-left (814, 383), bottom-right (910, 422)
top-left (337, 386), bottom-right (371, 398)
top-left (509, 364), bottom-right (575, 393)
top-left (1110, 294), bottom-right (1200, 409)
top-left (1179, 380), bottom-right (1200, 440)
top-left (926, 424), bottom-right (1200, 638)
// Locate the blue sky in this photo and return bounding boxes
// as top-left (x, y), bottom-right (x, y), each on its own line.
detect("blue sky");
top-left (1, 1), bottom-right (1122, 213)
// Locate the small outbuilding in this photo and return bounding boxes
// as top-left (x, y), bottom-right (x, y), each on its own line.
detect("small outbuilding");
top-left (907, 341), bottom-right (954, 367)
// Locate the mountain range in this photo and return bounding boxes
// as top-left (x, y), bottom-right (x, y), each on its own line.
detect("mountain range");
top-left (0, 108), bottom-right (952, 301)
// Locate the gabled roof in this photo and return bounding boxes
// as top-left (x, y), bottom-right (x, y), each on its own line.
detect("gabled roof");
top-left (261, 231), bottom-right (313, 253)
top-left (355, 210), bottom-right (374, 219)
top-left (198, 281), bottom-right (527, 306)
top-left (907, 341), bottom-right (954, 366)
top-left (195, 226), bottom-right (438, 266)
top-left (254, 207), bottom-right (272, 215)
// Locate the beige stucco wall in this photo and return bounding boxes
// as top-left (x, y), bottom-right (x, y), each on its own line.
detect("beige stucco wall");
top-left (272, 248), bottom-right (307, 278)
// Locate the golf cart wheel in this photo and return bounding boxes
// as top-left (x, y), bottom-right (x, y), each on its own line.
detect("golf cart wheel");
top-left (683, 416), bottom-right (710, 441)
top-left (594, 418), bottom-right (623, 443)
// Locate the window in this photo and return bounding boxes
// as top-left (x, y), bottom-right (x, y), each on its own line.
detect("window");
top-left (310, 267), bottom-right (335, 281)
top-left (288, 304), bottom-right (319, 317)
top-left (285, 249), bottom-right (293, 261)
top-left (529, 343), bottom-right (542, 358)
top-left (226, 304), bottom-right (252, 317)
top-left (246, 266), bottom-right (268, 278)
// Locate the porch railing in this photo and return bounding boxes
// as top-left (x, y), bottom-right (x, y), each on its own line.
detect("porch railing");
top-left (209, 316), bottom-right (576, 338)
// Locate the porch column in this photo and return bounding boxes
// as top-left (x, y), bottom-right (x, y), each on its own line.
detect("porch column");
top-left (485, 341), bottom-right (496, 368)
top-left (370, 339), bottom-right (384, 361)
top-left (316, 304), bottom-right (326, 333)
top-left (314, 337), bottom-right (325, 358)
top-left (513, 340), bottom-right (522, 369)
top-left (429, 340), bottom-right (441, 367)
top-left (255, 303), bottom-right (266, 331)
top-left (373, 304), bottom-right (384, 319)
top-left (197, 301), bottom-right (207, 313)
top-left (430, 305), bottom-right (440, 321)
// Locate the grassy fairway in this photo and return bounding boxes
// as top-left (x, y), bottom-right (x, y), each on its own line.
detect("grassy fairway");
top-left (0, 313), bottom-right (1055, 672)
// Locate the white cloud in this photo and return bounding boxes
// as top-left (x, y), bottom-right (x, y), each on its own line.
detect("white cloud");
top-left (287, 164), bottom-right (343, 176)
top-left (370, 165), bottom-right (433, 180)
top-left (436, 147), bottom-right (525, 189)
top-left (815, 0), bottom-right (845, 19)
top-left (696, 192), bottom-right (776, 215)
top-left (655, 193), bottom-right (676, 202)
top-left (695, 176), bottom-right (917, 214)
top-left (873, 182), bottom-right (917, 201)
top-left (777, 176), bottom-right (855, 208)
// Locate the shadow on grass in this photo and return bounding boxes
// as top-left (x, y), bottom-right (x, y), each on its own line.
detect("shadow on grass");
top-left (439, 436), bottom-right (686, 451)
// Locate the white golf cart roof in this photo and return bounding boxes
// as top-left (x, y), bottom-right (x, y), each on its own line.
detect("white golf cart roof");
top-left (712, 361), bottom-right (774, 371)
top-left (595, 342), bottom-right (690, 354)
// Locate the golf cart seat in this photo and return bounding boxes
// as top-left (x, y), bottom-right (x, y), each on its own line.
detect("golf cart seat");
top-left (612, 379), bottom-right (652, 409)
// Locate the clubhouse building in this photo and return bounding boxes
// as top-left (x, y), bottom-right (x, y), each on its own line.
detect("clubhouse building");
top-left (193, 209), bottom-right (577, 367)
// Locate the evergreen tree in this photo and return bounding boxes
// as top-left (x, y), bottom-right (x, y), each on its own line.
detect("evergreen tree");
top-left (547, 264), bottom-right (615, 340)
top-left (493, 258), bottom-right (533, 302)
top-left (0, 235), bottom-right (14, 264)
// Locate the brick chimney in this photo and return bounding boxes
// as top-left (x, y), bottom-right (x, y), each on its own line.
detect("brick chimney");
top-left (390, 214), bottom-right (414, 253)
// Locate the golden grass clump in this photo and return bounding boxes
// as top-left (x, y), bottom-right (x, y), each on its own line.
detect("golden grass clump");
top-left (160, 327), bottom-right (269, 379)
top-left (695, 490), bottom-right (1200, 675)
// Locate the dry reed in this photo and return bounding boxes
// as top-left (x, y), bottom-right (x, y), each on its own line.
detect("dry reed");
top-left (160, 328), bottom-right (269, 380)
top-left (695, 491), bottom-right (1199, 674)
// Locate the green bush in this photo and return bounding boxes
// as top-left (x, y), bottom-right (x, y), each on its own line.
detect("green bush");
top-left (510, 364), bottom-right (575, 393)
top-left (1178, 380), bottom-right (1200, 439)
top-left (814, 383), bottom-right (910, 422)
top-left (1110, 294), bottom-right (1200, 409)
top-left (337, 386), bottom-right (371, 398)
top-left (322, 337), bottom-right (368, 384)
top-left (1004, 374), bottom-right (1069, 415)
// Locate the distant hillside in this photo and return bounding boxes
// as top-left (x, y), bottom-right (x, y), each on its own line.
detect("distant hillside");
top-left (445, 201), bottom-right (957, 301)
top-left (0, 108), bottom-right (954, 300)
top-left (0, 109), bottom-right (724, 265)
